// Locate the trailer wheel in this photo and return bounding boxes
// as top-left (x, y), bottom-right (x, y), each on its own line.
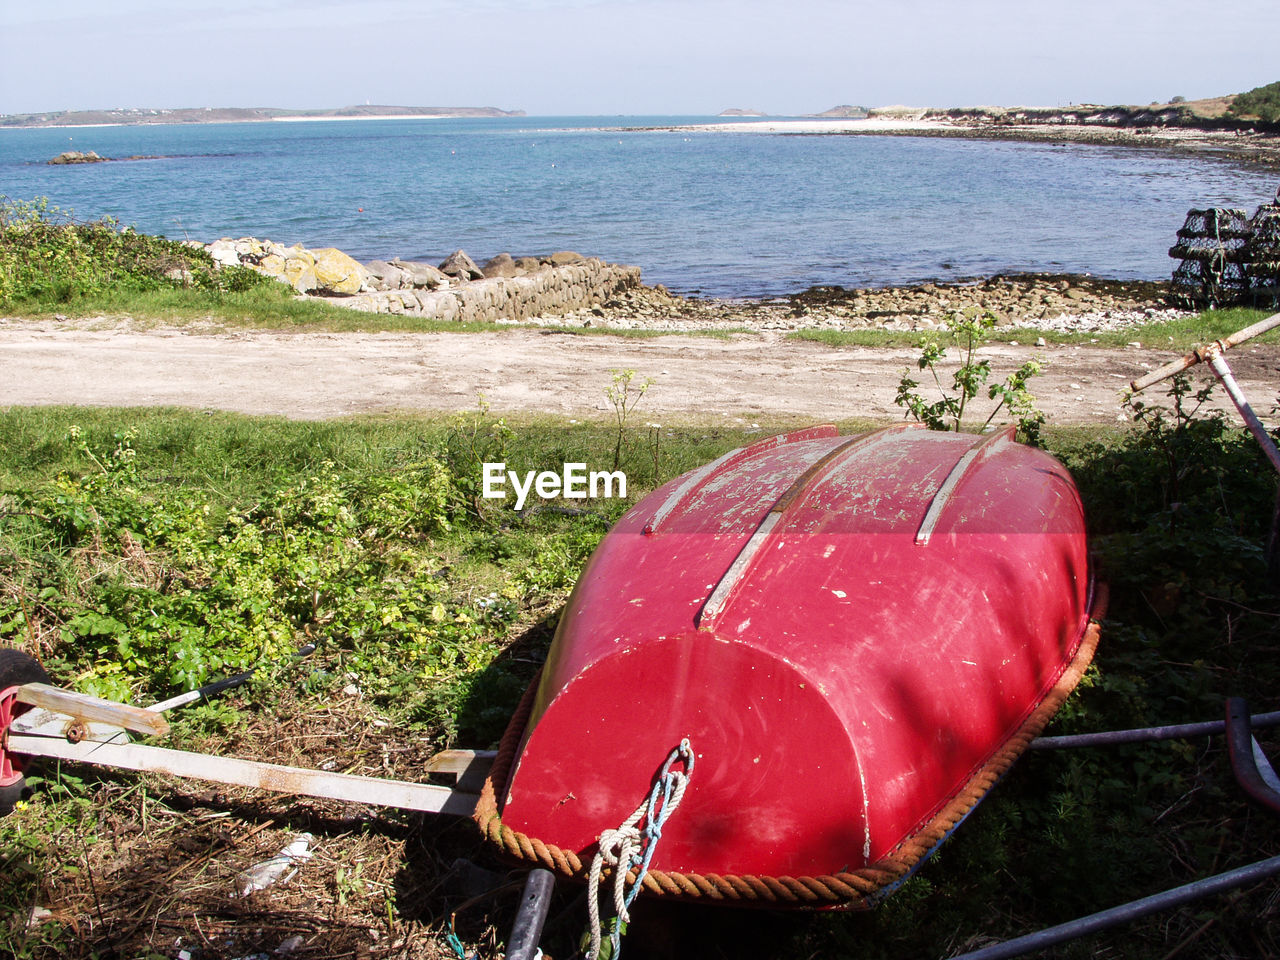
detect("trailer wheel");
top-left (0, 649), bottom-right (52, 815)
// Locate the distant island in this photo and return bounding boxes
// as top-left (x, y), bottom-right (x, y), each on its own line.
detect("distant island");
top-left (808, 105), bottom-right (869, 118)
top-left (718, 108), bottom-right (768, 117)
top-left (0, 104), bottom-right (525, 128)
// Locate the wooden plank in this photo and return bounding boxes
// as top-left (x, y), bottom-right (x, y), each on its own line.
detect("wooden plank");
top-left (8, 734), bottom-right (478, 816)
top-left (425, 748), bottom-right (497, 793)
top-left (15, 683), bottom-right (169, 738)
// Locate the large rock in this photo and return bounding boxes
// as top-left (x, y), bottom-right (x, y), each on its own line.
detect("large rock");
top-left (548, 251), bottom-right (585, 266)
top-left (234, 238), bottom-right (269, 259)
top-left (48, 150), bottom-right (105, 164)
top-left (278, 248), bottom-right (318, 293)
top-left (482, 252), bottom-right (519, 279)
top-left (364, 260), bottom-right (406, 291)
top-left (439, 249), bottom-right (483, 281)
top-left (393, 259), bottom-right (449, 289)
top-left (207, 238), bottom-right (242, 268)
top-left (312, 247), bottom-right (367, 295)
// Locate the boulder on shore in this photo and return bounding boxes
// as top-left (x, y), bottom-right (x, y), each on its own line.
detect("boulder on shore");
top-left (202, 237), bottom-right (369, 295)
top-left (439, 249), bottom-right (484, 281)
top-left (393, 259), bottom-right (449, 289)
top-left (482, 252), bottom-right (519, 279)
top-left (312, 247), bottom-right (367, 295)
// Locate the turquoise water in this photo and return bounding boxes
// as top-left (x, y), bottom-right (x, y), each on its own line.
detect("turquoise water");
top-left (0, 116), bottom-right (1274, 298)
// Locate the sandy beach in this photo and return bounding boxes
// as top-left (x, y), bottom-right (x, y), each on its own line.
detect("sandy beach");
top-left (669, 118), bottom-right (953, 134)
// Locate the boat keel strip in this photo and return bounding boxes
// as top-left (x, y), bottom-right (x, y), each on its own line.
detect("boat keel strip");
top-left (696, 424), bottom-right (917, 629)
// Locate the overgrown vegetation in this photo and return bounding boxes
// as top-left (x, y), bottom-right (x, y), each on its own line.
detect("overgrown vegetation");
top-left (0, 197), bottom-right (274, 308)
top-left (2, 387), bottom-right (1278, 958)
top-left (1228, 80), bottom-right (1280, 124)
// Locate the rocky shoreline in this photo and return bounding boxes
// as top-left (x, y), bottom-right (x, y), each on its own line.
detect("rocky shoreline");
top-left (199, 235), bottom-right (1187, 335)
top-left (667, 106), bottom-right (1280, 168)
top-left (200, 236), bottom-right (1183, 336)
top-left (877, 121), bottom-right (1280, 169)
top-left (523, 273), bottom-right (1187, 335)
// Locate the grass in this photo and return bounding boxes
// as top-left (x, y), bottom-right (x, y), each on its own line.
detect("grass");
top-left (788, 306), bottom-right (1279, 351)
top-left (3, 283), bottom-right (752, 340)
top-left (1, 398), bottom-right (1278, 959)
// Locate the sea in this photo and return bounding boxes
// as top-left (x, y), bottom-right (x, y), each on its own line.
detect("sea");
top-left (1, 116), bottom-right (1275, 299)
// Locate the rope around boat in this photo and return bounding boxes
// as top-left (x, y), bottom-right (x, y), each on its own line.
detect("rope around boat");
top-left (474, 612), bottom-right (1103, 909)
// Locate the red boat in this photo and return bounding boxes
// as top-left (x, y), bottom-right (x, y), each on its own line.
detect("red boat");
top-left (476, 424), bottom-right (1100, 909)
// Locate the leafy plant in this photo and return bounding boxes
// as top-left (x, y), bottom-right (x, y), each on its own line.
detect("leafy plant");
top-left (441, 395), bottom-right (515, 519)
top-left (895, 309), bottom-right (1045, 441)
top-left (0, 196), bottom-right (273, 308)
top-left (605, 368), bottom-right (655, 470)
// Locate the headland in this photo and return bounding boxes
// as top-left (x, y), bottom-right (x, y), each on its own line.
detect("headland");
top-left (0, 104), bottom-right (524, 129)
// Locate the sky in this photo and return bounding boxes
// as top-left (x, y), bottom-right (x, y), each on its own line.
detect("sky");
top-left (2, 0), bottom-right (1277, 117)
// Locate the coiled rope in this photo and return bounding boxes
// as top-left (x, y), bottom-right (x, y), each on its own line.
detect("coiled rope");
top-left (586, 739), bottom-right (694, 960)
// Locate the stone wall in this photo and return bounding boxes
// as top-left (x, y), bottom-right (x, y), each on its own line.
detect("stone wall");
top-left (341, 258), bottom-right (643, 322)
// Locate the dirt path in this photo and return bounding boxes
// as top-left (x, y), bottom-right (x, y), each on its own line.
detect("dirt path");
top-left (2, 320), bottom-right (1278, 426)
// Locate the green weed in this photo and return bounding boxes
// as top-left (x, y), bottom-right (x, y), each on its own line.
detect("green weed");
top-left (895, 309), bottom-right (1045, 440)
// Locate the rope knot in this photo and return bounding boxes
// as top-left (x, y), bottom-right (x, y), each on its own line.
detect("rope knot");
top-left (586, 738), bottom-right (695, 960)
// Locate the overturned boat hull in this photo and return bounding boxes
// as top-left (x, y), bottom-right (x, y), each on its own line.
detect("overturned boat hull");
top-left (477, 425), bottom-right (1099, 907)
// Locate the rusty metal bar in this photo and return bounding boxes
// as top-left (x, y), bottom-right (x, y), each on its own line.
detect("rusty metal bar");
top-left (956, 699), bottom-right (1280, 959)
top-left (1129, 311), bottom-right (1280, 393)
top-left (7, 733), bottom-right (479, 816)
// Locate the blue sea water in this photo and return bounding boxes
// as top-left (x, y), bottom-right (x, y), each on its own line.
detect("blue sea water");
top-left (0, 116), bottom-right (1274, 299)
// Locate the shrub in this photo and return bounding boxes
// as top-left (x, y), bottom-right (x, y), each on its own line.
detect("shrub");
top-left (1227, 81), bottom-right (1280, 123)
top-left (0, 197), bottom-right (274, 307)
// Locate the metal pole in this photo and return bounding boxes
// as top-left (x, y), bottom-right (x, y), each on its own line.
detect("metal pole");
top-left (1204, 350), bottom-right (1280, 475)
top-left (505, 869), bottom-right (555, 960)
top-left (1226, 697), bottom-right (1280, 816)
top-left (945, 855), bottom-right (1280, 960)
top-left (1029, 710), bottom-right (1280, 750)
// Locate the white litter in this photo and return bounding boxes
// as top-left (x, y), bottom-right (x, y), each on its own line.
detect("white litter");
top-left (233, 833), bottom-right (315, 898)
